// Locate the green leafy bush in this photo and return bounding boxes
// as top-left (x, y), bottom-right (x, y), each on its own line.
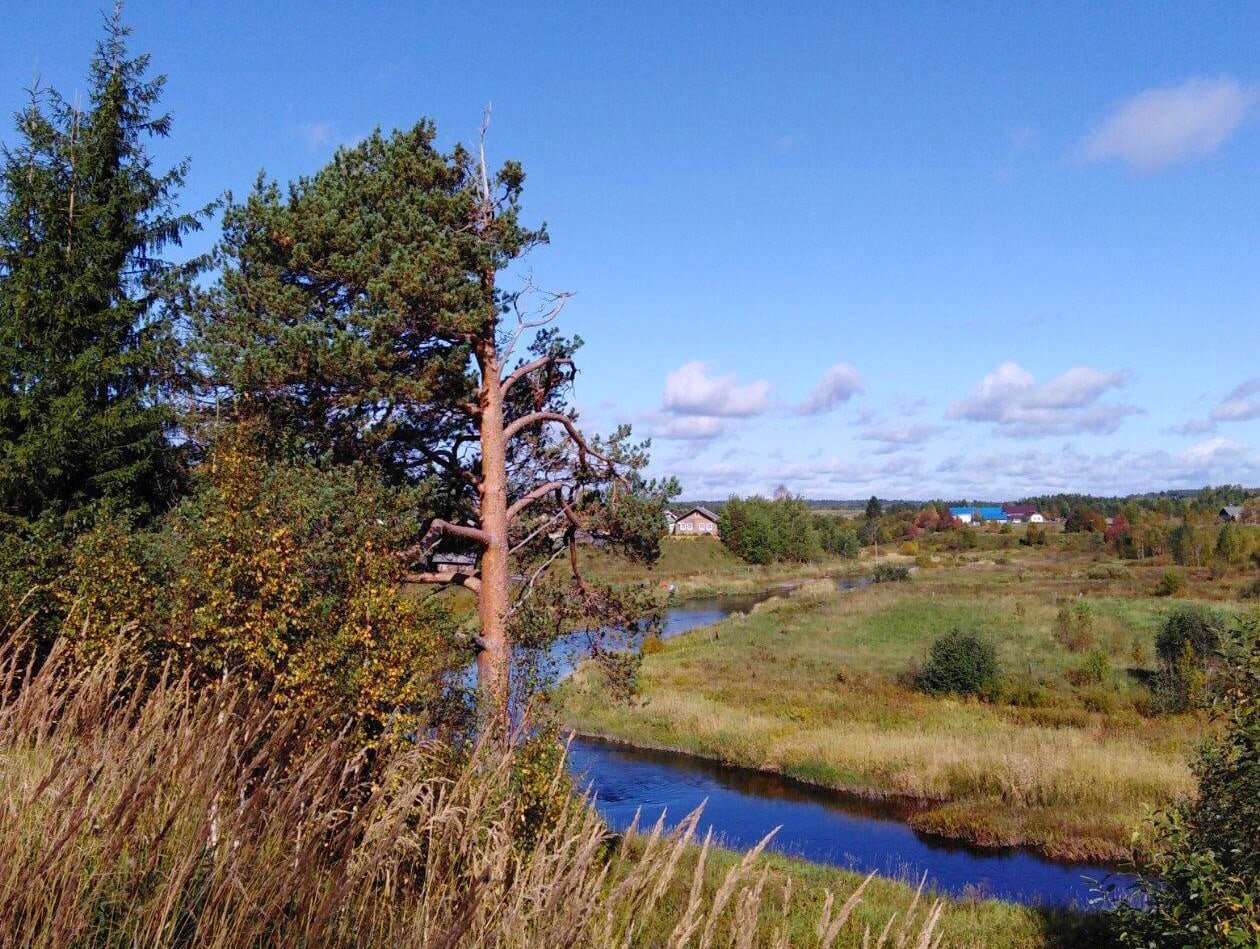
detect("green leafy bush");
top-left (915, 629), bottom-right (999, 697)
top-left (1154, 605), bottom-right (1226, 713)
top-left (872, 563), bottom-right (911, 583)
top-left (1156, 605), bottom-right (1225, 666)
top-left (55, 435), bottom-right (462, 731)
top-left (1154, 569), bottom-right (1186, 597)
top-left (1066, 649), bottom-right (1111, 689)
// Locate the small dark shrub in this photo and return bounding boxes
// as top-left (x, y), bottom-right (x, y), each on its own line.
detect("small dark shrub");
top-left (1153, 569), bottom-right (1186, 597)
top-left (1156, 605), bottom-right (1225, 666)
top-left (1020, 523), bottom-right (1048, 546)
top-left (1153, 605), bottom-right (1225, 712)
top-left (872, 564), bottom-right (911, 583)
top-left (915, 629), bottom-right (999, 697)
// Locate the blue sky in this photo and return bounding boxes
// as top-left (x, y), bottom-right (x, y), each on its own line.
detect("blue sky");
top-left (4, 1), bottom-right (1257, 500)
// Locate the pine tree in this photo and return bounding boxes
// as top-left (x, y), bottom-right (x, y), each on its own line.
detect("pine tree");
top-left (196, 118), bottom-right (671, 723)
top-left (0, 8), bottom-right (203, 524)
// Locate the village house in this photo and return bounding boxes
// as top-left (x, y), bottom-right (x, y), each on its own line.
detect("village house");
top-left (1220, 505), bottom-right (1244, 522)
top-left (672, 506), bottom-right (720, 538)
top-left (663, 509), bottom-right (678, 531)
top-left (1001, 503), bottom-right (1045, 524)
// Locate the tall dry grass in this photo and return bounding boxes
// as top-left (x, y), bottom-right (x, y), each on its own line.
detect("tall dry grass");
top-left (0, 624), bottom-right (941, 948)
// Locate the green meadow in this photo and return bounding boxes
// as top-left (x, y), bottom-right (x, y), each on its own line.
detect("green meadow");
top-left (560, 548), bottom-right (1228, 862)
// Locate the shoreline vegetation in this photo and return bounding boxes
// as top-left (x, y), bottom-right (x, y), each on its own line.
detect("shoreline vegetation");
top-left (0, 622), bottom-right (1111, 949)
top-left (559, 539), bottom-right (1225, 864)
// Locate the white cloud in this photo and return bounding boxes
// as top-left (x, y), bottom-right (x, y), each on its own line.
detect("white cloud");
top-left (1080, 77), bottom-right (1257, 172)
top-left (860, 422), bottom-right (941, 453)
top-left (797, 363), bottom-right (864, 415)
top-left (646, 415), bottom-right (727, 441)
top-left (1163, 418), bottom-right (1217, 436)
top-left (653, 436), bottom-right (1260, 500)
top-left (947, 362), bottom-right (1138, 436)
top-left (662, 361), bottom-right (771, 418)
top-left (1178, 436), bottom-right (1246, 467)
top-left (1210, 377), bottom-right (1260, 422)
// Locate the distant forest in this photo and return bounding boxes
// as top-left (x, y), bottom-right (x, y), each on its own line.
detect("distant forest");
top-left (678, 484), bottom-right (1256, 517)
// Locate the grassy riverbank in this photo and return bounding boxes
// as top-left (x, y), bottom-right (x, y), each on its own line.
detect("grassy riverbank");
top-left (631, 839), bottom-right (1107, 948)
top-left (561, 555), bottom-right (1218, 862)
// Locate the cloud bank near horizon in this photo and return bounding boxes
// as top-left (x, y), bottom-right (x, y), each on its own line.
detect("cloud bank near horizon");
top-left (621, 357), bottom-right (1259, 499)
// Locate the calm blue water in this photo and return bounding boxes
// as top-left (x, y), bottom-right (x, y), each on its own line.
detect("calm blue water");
top-left (562, 580), bottom-right (1137, 909)
top-left (567, 738), bottom-right (1133, 908)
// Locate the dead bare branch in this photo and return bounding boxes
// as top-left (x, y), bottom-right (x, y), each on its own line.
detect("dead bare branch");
top-left (506, 480), bottom-right (571, 524)
top-left (501, 355), bottom-right (575, 398)
top-left (404, 569), bottom-right (482, 593)
top-left (396, 519), bottom-right (492, 564)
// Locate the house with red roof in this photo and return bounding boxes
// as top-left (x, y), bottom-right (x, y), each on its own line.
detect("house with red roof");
top-left (1001, 503), bottom-right (1044, 524)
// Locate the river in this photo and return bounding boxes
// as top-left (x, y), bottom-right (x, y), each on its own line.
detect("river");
top-left (561, 583), bottom-right (1136, 909)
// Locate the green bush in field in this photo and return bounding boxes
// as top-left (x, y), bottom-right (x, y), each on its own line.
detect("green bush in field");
top-left (1053, 599), bottom-right (1095, 652)
top-left (872, 563), bottom-right (911, 583)
top-left (1077, 649), bottom-right (1111, 687)
top-left (1020, 522), bottom-right (1048, 546)
top-left (915, 629), bottom-right (999, 697)
top-left (1156, 605), bottom-right (1225, 666)
top-left (1241, 577), bottom-right (1260, 600)
top-left (1154, 569), bottom-right (1186, 597)
top-left (1154, 605), bottom-right (1226, 713)
top-left (1112, 613), bottom-right (1259, 946)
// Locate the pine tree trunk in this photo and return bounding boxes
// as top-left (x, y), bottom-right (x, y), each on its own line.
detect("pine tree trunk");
top-left (475, 335), bottom-right (511, 726)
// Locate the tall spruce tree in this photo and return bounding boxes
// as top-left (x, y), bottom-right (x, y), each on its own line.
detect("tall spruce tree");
top-left (0, 9), bottom-right (203, 524)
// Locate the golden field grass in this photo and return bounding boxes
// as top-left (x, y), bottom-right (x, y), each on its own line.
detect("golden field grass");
top-left (559, 553), bottom-right (1236, 862)
top-left (0, 620), bottom-right (1111, 948)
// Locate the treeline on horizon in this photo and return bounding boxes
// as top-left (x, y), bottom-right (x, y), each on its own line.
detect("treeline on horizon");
top-left (679, 483), bottom-right (1257, 518)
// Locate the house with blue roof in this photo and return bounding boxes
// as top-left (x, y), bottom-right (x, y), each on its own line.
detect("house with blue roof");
top-left (948, 505), bottom-right (1007, 524)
